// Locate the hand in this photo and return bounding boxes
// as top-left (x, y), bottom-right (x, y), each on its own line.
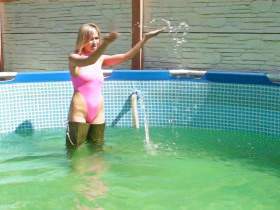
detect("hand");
top-left (143, 27), bottom-right (165, 41)
top-left (103, 31), bottom-right (119, 44)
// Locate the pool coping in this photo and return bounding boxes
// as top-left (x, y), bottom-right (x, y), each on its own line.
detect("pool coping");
top-left (0, 69), bottom-right (279, 86)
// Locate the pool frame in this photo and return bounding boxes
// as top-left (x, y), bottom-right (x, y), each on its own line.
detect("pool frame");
top-left (0, 70), bottom-right (279, 137)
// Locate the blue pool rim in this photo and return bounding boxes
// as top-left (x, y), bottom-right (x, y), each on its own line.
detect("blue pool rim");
top-left (0, 70), bottom-right (279, 86)
top-left (0, 69), bottom-right (279, 137)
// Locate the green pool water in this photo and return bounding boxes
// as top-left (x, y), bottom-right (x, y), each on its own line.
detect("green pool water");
top-left (0, 127), bottom-right (280, 210)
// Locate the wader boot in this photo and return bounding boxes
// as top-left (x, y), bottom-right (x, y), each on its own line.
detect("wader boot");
top-left (66, 121), bottom-right (90, 157)
top-left (87, 123), bottom-right (105, 151)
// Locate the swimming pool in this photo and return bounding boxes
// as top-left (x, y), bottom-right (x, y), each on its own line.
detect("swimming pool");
top-left (0, 70), bottom-right (279, 136)
top-left (0, 70), bottom-right (280, 209)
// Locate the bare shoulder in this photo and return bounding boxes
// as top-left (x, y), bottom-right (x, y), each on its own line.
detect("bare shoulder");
top-left (101, 54), bottom-right (111, 60)
top-left (69, 53), bottom-right (89, 69)
top-left (101, 54), bottom-right (112, 67)
top-left (68, 53), bottom-right (80, 76)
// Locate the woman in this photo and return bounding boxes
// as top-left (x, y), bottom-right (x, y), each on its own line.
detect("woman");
top-left (66, 23), bottom-right (164, 153)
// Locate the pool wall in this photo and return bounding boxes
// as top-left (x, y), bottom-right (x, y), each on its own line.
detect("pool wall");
top-left (0, 70), bottom-right (279, 137)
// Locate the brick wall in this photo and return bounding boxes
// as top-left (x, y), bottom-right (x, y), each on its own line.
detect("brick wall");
top-left (144, 0), bottom-right (280, 73)
top-left (2, 0), bottom-right (280, 73)
top-left (2, 0), bottom-right (131, 71)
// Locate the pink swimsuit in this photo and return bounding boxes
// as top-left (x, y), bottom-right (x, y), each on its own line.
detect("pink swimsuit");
top-left (71, 56), bottom-right (104, 123)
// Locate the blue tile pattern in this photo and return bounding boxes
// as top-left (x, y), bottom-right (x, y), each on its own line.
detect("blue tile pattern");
top-left (0, 76), bottom-right (279, 137)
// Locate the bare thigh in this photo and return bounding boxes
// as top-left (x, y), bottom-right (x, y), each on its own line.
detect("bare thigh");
top-left (68, 92), bottom-right (87, 123)
top-left (90, 96), bottom-right (105, 124)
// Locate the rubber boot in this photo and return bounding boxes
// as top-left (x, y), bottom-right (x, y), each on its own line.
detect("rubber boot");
top-left (66, 121), bottom-right (90, 157)
top-left (87, 123), bottom-right (105, 151)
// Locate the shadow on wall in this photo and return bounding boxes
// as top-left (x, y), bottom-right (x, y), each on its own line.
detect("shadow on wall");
top-left (15, 120), bottom-right (34, 136)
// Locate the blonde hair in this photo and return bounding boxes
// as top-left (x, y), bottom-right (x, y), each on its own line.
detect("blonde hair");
top-left (75, 23), bottom-right (101, 54)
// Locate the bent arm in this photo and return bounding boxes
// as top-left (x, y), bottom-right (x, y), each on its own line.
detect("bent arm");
top-left (102, 39), bottom-right (146, 67)
top-left (102, 28), bottom-right (164, 68)
top-left (69, 41), bottom-right (110, 67)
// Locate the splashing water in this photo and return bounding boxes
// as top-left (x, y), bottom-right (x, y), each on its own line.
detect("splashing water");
top-left (135, 90), bottom-right (158, 154)
top-left (144, 18), bottom-right (189, 68)
top-left (146, 18), bottom-right (189, 48)
top-left (137, 91), bottom-right (150, 143)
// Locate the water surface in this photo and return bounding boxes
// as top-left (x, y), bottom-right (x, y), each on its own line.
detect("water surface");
top-left (0, 127), bottom-right (279, 210)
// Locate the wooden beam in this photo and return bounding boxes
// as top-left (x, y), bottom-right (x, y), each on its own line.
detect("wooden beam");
top-left (0, 4), bottom-right (3, 71)
top-left (0, 0), bottom-right (16, 71)
top-left (131, 0), bottom-right (143, 70)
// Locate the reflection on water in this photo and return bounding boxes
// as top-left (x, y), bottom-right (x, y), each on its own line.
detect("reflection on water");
top-left (68, 144), bottom-right (109, 210)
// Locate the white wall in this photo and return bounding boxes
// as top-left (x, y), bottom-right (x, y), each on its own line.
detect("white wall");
top-left (144, 0), bottom-right (280, 73)
top-left (2, 0), bottom-right (131, 71)
top-left (2, 0), bottom-right (280, 73)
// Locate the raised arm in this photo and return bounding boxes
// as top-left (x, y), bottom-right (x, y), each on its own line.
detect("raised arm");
top-left (69, 32), bottom-right (118, 68)
top-left (102, 28), bottom-right (165, 68)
